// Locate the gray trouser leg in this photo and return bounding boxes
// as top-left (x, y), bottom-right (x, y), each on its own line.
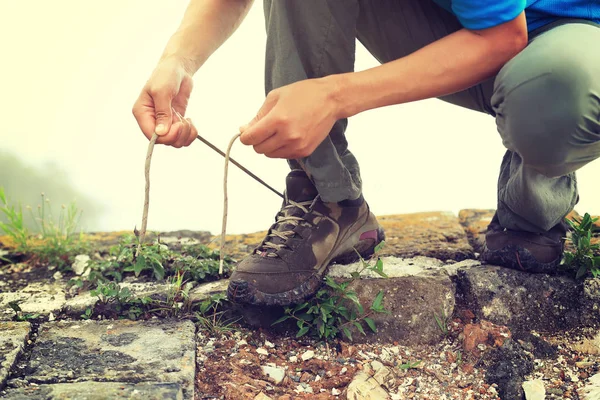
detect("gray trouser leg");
top-left (264, 0), bottom-right (362, 202)
top-left (492, 22), bottom-right (600, 232)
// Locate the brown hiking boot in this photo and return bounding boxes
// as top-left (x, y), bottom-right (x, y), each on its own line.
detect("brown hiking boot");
top-left (227, 170), bottom-right (384, 306)
top-left (481, 212), bottom-right (567, 274)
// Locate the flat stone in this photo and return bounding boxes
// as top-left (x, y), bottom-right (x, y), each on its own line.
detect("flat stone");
top-left (0, 282), bottom-right (66, 320)
top-left (579, 373), bottom-right (600, 400)
top-left (522, 379), bottom-right (545, 400)
top-left (339, 257), bottom-right (455, 345)
top-left (455, 265), bottom-right (595, 333)
top-left (25, 319), bottom-right (195, 399)
top-left (188, 280), bottom-right (230, 304)
top-left (0, 322), bottom-right (30, 388)
top-left (346, 371), bottom-right (390, 400)
top-left (329, 256), bottom-right (444, 279)
top-left (458, 209), bottom-right (494, 253)
top-left (261, 365), bottom-right (286, 385)
top-left (377, 212), bottom-right (473, 261)
top-left (2, 381), bottom-right (183, 400)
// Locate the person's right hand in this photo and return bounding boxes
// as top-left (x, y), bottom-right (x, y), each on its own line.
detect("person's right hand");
top-left (132, 57), bottom-right (198, 148)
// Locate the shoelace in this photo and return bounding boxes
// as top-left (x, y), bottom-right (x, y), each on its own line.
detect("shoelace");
top-left (257, 199), bottom-right (315, 257)
top-left (137, 131), bottom-right (286, 274)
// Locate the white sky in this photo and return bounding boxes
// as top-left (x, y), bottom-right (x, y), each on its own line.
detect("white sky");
top-left (1, 1), bottom-right (599, 235)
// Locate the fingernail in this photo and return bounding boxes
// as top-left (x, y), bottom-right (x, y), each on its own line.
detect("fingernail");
top-left (155, 124), bottom-right (166, 135)
top-left (239, 124), bottom-right (248, 132)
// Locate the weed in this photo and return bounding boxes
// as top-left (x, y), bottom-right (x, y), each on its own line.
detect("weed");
top-left (0, 188), bottom-right (88, 270)
top-left (91, 281), bottom-right (153, 320)
top-left (80, 307), bottom-right (93, 320)
top-left (399, 360), bottom-right (422, 370)
top-left (433, 306), bottom-right (451, 336)
top-left (0, 187), bottom-right (29, 251)
top-left (273, 242), bottom-right (389, 341)
top-left (196, 293), bottom-right (239, 335)
top-left (561, 213), bottom-right (600, 279)
top-left (7, 301), bottom-right (40, 322)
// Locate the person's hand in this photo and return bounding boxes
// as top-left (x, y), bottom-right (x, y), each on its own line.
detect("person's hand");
top-left (132, 57), bottom-right (198, 148)
top-left (239, 78), bottom-right (340, 159)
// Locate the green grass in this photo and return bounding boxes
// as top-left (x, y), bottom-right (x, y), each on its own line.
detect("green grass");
top-left (561, 213), bottom-right (600, 279)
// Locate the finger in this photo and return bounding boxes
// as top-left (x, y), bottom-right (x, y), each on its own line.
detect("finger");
top-left (132, 92), bottom-right (158, 141)
top-left (173, 118), bottom-right (191, 148)
top-left (265, 145), bottom-right (293, 159)
top-left (239, 114), bottom-right (277, 146)
top-left (155, 121), bottom-right (183, 145)
top-left (150, 88), bottom-right (174, 136)
top-left (253, 133), bottom-right (283, 155)
top-left (184, 119), bottom-right (197, 147)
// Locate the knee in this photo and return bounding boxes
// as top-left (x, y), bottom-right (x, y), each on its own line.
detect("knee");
top-left (494, 58), bottom-right (600, 177)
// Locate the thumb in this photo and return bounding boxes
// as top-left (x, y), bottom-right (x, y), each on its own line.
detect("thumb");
top-left (153, 94), bottom-right (173, 136)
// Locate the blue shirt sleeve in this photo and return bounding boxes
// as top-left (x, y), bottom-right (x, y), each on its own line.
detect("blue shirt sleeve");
top-left (451, 0), bottom-right (526, 30)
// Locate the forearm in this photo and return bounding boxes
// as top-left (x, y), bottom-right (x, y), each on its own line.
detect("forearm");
top-left (331, 18), bottom-right (527, 119)
top-left (160, 0), bottom-right (254, 73)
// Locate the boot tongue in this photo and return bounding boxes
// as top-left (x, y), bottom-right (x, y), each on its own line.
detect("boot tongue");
top-left (256, 170), bottom-right (317, 256)
top-left (285, 170), bottom-right (318, 203)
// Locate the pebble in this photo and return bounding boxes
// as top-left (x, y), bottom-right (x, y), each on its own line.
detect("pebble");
top-left (331, 388), bottom-right (341, 396)
top-left (301, 350), bottom-right (315, 361)
top-left (289, 356), bottom-right (298, 363)
top-left (256, 348), bottom-right (269, 356)
top-left (237, 339), bottom-right (248, 347)
top-left (265, 340), bottom-right (275, 348)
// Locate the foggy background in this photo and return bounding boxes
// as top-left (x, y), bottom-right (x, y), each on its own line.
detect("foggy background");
top-left (1, 1), bottom-right (599, 235)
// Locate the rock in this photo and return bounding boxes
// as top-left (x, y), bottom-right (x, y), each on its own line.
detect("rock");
top-left (458, 209), bottom-right (494, 253)
top-left (332, 388), bottom-right (341, 396)
top-left (289, 356), bottom-right (298, 363)
top-left (569, 331), bottom-right (600, 355)
top-left (25, 319), bottom-right (195, 399)
top-left (0, 322), bottom-right (30, 388)
top-left (63, 280), bottom-right (173, 316)
top-left (346, 371), bottom-right (390, 400)
top-left (2, 381), bottom-right (184, 400)
top-left (262, 365), bottom-right (286, 385)
top-left (188, 280), bottom-right (229, 304)
top-left (370, 361), bottom-right (384, 372)
top-left (254, 392), bottom-right (273, 400)
top-left (462, 320), bottom-right (511, 355)
top-left (71, 254), bottom-right (90, 276)
top-left (455, 265), bottom-right (594, 332)
top-left (256, 348), bottom-right (269, 356)
top-left (373, 366), bottom-right (395, 390)
top-left (579, 373), bottom-right (600, 400)
top-left (522, 379), bottom-right (545, 400)
top-left (301, 350), bottom-right (315, 361)
top-left (332, 257), bottom-right (455, 345)
top-left (377, 212), bottom-right (474, 261)
top-left (0, 282), bottom-right (66, 320)
top-left (484, 339), bottom-right (533, 400)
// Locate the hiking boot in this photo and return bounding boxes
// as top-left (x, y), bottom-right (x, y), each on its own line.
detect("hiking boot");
top-left (481, 212), bottom-right (567, 274)
top-left (227, 170), bottom-right (384, 306)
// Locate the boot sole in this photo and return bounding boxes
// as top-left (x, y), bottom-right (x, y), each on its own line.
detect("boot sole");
top-left (227, 226), bottom-right (385, 306)
top-left (481, 244), bottom-right (562, 275)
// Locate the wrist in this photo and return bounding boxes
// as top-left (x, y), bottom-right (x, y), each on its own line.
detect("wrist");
top-left (323, 73), bottom-right (360, 120)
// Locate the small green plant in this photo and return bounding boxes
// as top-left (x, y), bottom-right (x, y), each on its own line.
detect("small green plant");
top-left (80, 307), bottom-right (93, 320)
top-left (91, 281), bottom-right (153, 320)
top-left (433, 306), bottom-right (451, 336)
top-left (561, 213), bottom-right (600, 279)
top-left (196, 293), bottom-right (238, 335)
top-left (0, 188), bottom-right (88, 270)
top-left (273, 242), bottom-right (389, 341)
top-left (0, 187), bottom-right (29, 251)
top-left (7, 301), bottom-right (40, 322)
top-left (399, 360), bottom-right (422, 370)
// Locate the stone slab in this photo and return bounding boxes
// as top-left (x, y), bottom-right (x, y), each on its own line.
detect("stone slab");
top-left (454, 263), bottom-right (597, 332)
top-left (377, 212), bottom-right (473, 261)
top-left (25, 319), bottom-right (195, 399)
top-left (2, 381), bottom-right (183, 400)
top-left (0, 282), bottom-right (66, 321)
top-left (0, 322), bottom-right (30, 388)
top-left (188, 279), bottom-right (230, 304)
top-left (458, 209), bottom-right (494, 253)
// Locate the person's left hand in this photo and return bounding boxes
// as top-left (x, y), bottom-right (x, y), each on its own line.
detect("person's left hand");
top-left (239, 78), bottom-right (339, 159)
